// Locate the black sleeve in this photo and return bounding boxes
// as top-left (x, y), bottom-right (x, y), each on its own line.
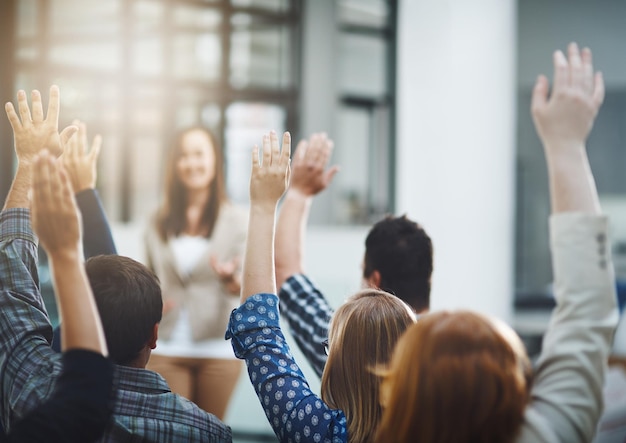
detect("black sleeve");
top-left (75, 189), bottom-right (117, 258)
top-left (7, 350), bottom-right (114, 443)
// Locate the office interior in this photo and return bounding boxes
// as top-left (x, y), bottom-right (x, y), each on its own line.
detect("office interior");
top-left (1, 0), bottom-right (626, 440)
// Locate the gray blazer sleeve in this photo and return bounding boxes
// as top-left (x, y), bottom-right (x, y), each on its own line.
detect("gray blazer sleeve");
top-left (518, 214), bottom-right (619, 443)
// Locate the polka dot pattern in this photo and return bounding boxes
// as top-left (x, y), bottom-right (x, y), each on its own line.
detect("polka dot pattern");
top-left (226, 293), bottom-right (348, 443)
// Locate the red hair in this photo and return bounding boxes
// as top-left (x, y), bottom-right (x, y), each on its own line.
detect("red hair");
top-left (375, 311), bottom-right (531, 443)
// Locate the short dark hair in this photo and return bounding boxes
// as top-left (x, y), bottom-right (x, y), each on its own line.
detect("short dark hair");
top-left (363, 215), bottom-right (433, 312)
top-left (85, 255), bottom-right (163, 365)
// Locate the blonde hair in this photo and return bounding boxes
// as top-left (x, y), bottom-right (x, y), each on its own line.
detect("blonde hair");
top-left (375, 311), bottom-right (531, 443)
top-left (321, 289), bottom-right (416, 443)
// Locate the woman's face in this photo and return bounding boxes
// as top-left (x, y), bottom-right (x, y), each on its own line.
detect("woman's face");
top-left (176, 129), bottom-right (216, 191)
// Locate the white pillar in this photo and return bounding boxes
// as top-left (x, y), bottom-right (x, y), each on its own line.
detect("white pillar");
top-left (396, 0), bottom-right (517, 321)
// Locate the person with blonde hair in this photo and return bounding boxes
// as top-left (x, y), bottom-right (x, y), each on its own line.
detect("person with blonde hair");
top-left (375, 43), bottom-right (618, 443)
top-left (225, 131), bottom-right (415, 443)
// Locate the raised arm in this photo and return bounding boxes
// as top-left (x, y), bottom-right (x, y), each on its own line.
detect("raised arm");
top-left (227, 132), bottom-right (347, 442)
top-left (531, 44), bottom-right (603, 215)
top-left (521, 43), bottom-right (618, 443)
top-left (275, 133), bottom-right (338, 288)
top-left (31, 152), bottom-right (108, 354)
top-left (240, 130), bottom-right (291, 302)
top-left (62, 120), bottom-right (117, 257)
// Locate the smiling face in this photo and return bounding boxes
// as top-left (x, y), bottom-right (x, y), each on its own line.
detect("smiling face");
top-left (176, 129), bottom-right (216, 191)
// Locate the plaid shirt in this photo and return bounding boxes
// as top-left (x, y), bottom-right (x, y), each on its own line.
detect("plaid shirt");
top-left (278, 274), bottom-right (334, 378)
top-left (0, 208), bottom-right (231, 442)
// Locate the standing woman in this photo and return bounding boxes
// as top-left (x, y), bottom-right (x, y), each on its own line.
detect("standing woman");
top-left (145, 126), bottom-right (248, 419)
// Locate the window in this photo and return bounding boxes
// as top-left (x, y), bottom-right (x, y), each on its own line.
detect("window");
top-left (9, 0), bottom-right (302, 221)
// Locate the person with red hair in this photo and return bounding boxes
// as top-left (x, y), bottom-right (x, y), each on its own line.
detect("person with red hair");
top-left (375, 43), bottom-right (618, 443)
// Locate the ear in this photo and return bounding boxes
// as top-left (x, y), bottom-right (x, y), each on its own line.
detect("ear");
top-left (148, 323), bottom-right (159, 350)
top-left (367, 269), bottom-right (382, 288)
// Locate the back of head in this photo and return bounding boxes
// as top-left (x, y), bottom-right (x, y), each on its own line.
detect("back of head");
top-left (321, 289), bottom-right (416, 443)
top-left (364, 215), bottom-right (433, 312)
top-left (85, 255), bottom-right (163, 366)
top-left (375, 311), bottom-right (530, 443)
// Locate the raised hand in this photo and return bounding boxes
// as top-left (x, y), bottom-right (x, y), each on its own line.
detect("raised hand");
top-left (31, 150), bottom-right (82, 259)
top-left (290, 133), bottom-right (339, 197)
top-left (250, 131), bottom-right (291, 206)
top-left (5, 86), bottom-right (77, 162)
top-left (531, 43), bottom-right (604, 149)
top-left (62, 120), bottom-right (103, 192)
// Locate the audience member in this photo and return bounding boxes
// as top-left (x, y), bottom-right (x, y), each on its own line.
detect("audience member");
top-left (374, 43), bottom-right (618, 443)
top-left (0, 86), bottom-right (232, 442)
top-left (275, 133), bottom-right (433, 377)
top-left (226, 131), bottom-right (415, 443)
top-left (0, 151), bottom-right (113, 442)
top-left (51, 120), bottom-right (116, 352)
top-left (145, 126), bottom-right (248, 420)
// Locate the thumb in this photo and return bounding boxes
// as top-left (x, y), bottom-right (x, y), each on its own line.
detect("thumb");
top-left (531, 75), bottom-right (549, 116)
top-left (324, 165), bottom-right (340, 185)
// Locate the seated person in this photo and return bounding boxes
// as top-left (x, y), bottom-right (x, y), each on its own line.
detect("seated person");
top-left (0, 151), bottom-right (113, 442)
top-left (374, 43), bottom-right (618, 443)
top-left (226, 131), bottom-right (416, 442)
top-left (0, 86), bottom-right (232, 442)
top-left (275, 133), bottom-right (433, 377)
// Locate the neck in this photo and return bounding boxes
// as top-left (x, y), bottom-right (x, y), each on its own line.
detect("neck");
top-left (186, 187), bottom-right (211, 208)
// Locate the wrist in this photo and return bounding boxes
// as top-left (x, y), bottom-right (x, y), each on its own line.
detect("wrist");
top-left (46, 246), bottom-right (82, 264)
top-left (285, 188), bottom-right (314, 203)
top-left (250, 200), bottom-right (279, 214)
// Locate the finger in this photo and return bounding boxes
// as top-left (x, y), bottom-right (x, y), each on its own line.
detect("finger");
top-left (90, 134), bottom-right (102, 162)
top-left (270, 131), bottom-right (280, 166)
top-left (30, 90), bottom-right (44, 123)
top-left (318, 138), bottom-right (333, 167)
top-left (581, 47), bottom-right (594, 94)
top-left (60, 125), bottom-right (79, 147)
top-left (567, 42), bottom-right (583, 88)
top-left (78, 121), bottom-right (87, 155)
top-left (281, 132), bottom-right (291, 166)
top-left (593, 71), bottom-right (605, 108)
top-left (252, 144), bottom-right (260, 169)
top-left (308, 134), bottom-right (323, 165)
top-left (46, 85), bottom-right (60, 127)
top-left (4, 102), bottom-right (22, 131)
top-left (295, 140), bottom-right (307, 161)
top-left (552, 50), bottom-right (568, 95)
top-left (262, 134), bottom-right (271, 167)
top-left (16, 90), bottom-right (32, 126)
top-left (531, 75), bottom-right (549, 115)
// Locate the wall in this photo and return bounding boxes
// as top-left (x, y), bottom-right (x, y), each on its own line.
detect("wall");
top-left (396, 0), bottom-right (517, 320)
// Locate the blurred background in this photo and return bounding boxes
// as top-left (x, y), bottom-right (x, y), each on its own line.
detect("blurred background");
top-left (2, 0), bottom-right (626, 440)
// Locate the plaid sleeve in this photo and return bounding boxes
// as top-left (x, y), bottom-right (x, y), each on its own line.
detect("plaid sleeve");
top-left (0, 209), bottom-right (58, 431)
top-left (278, 274), bottom-right (334, 378)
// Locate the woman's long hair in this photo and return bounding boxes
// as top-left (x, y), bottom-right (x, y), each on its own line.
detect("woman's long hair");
top-left (156, 126), bottom-right (227, 241)
top-left (375, 311), bottom-right (531, 443)
top-left (321, 290), bottom-right (416, 443)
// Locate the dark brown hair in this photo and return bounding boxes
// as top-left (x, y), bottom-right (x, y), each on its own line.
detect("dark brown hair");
top-left (156, 126), bottom-right (227, 240)
top-left (375, 311), bottom-right (531, 443)
top-left (364, 215), bottom-right (433, 313)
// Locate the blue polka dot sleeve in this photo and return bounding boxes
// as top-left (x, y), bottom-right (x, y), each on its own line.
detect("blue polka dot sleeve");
top-left (226, 293), bottom-right (348, 443)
